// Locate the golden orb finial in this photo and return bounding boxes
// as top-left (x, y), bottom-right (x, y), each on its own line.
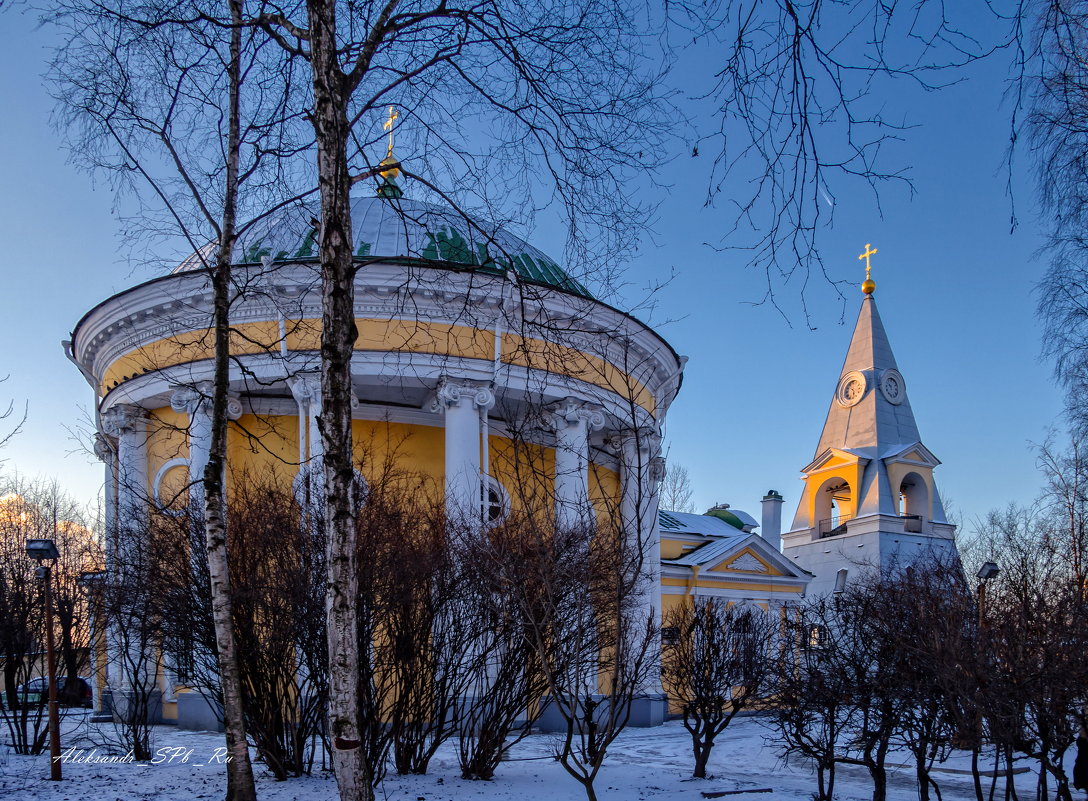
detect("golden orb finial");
top-left (858, 243), bottom-right (878, 294)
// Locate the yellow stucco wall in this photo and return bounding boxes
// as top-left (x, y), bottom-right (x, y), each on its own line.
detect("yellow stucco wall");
top-left (147, 410), bottom-right (620, 513)
top-left (147, 407), bottom-right (190, 507)
top-left (100, 319), bottom-right (655, 413)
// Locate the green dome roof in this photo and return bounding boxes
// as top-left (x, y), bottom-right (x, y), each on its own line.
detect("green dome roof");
top-left (177, 195), bottom-right (590, 298)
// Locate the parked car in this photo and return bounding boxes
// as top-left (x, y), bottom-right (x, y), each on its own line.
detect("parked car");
top-left (14, 677), bottom-right (93, 709)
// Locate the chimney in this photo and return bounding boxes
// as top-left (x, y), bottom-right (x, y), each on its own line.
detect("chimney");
top-left (761, 490), bottom-right (784, 552)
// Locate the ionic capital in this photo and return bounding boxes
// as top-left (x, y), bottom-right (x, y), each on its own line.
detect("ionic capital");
top-left (170, 384), bottom-right (242, 420)
top-left (548, 397), bottom-right (605, 432)
top-left (102, 404), bottom-right (147, 438)
top-left (429, 376), bottom-right (495, 413)
top-left (170, 386), bottom-right (206, 417)
top-left (288, 373), bottom-right (321, 407)
top-left (606, 426), bottom-right (661, 457)
top-left (649, 455), bottom-right (667, 485)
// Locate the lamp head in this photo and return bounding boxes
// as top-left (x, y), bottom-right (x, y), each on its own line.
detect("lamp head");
top-left (25, 539), bottom-right (59, 562)
top-left (977, 561), bottom-right (1000, 581)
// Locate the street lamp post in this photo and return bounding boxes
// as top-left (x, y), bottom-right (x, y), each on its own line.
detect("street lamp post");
top-left (970, 560), bottom-right (1000, 801)
top-left (26, 538), bottom-right (62, 782)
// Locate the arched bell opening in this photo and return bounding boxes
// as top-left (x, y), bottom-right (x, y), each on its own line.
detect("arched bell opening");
top-left (898, 471), bottom-right (929, 532)
top-left (815, 477), bottom-right (852, 538)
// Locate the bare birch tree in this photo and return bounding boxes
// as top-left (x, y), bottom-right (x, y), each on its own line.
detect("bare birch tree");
top-left (249, 5), bottom-right (670, 799)
top-left (51, 3), bottom-right (313, 798)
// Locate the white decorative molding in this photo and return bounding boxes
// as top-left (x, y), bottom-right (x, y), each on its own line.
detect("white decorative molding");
top-left (607, 426), bottom-right (662, 460)
top-left (226, 395), bottom-right (244, 420)
top-left (170, 386), bottom-right (205, 416)
top-left (547, 397), bottom-right (605, 432)
top-left (649, 455), bottom-right (667, 485)
top-left (93, 432), bottom-right (115, 462)
top-left (429, 376), bottom-right (495, 412)
top-left (726, 553), bottom-right (769, 573)
top-left (73, 261), bottom-right (682, 416)
top-left (288, 373), bottom-right (321, 406)
top-left (152, 457), bottom-right (190, 515)
top-left (102, 404), bottom-right (147, 437)
top-left (170, 384), bottom-right (242, 420)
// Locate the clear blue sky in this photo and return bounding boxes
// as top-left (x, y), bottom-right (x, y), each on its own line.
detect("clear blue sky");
top-left (0, 8), bottom-right (1064, 529)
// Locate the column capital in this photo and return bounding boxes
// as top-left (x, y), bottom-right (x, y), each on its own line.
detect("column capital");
top-left (607, 426), bottom-right (661, 456)
top-left (288, 372), bottom-right (321, 406)
top-left (93, 432), bottom-right (115, 463)
top-left (102, 404), bottom-right (147, 437)
top-left (288, 372), bottom-right (360, 414)
top-left (170, 385), bottom-right (205, 416)
top-left (547, 397), bottom-right (605, 432)
top-left (170, 384), bottom-right (242, 419)
top-left (649, 455), bottom-right (667, 485)
top-left (429, 376), bottom-right (495, 413)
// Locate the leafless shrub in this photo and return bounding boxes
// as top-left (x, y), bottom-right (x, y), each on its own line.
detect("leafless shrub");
top-left (98, 507), bottom-right (172, 761)
top-left (769, 597), bottom-right (854, 801)
top-left (455, 519), bottom-right (553, 781)
top-left (661, 597), bottom-right (776, 778)
top-left (771, 559), bottom-right (976, 801)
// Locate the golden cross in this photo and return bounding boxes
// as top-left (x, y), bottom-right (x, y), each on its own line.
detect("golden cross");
top-left (858, 243), bottom-right (878, 280)
top-left (383, 105), bottom-right (398, 157)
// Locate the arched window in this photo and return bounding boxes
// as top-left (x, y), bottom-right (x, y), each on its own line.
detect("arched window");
top-left (485, 476), bottom-right (510, 526)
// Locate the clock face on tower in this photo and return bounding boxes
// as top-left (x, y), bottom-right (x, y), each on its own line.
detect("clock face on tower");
top-left (835, 371), bottom-right (868, 408)
top-left (880, 369), bottom-right (905, 405)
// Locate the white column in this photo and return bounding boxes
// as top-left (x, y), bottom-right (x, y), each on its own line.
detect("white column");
top-left (101, 404), bottom-right (149, 698)
top-left (92, 432), bottom-right (120, 697)
top-left (548, 398), bottom-right (605, 531)
top-left (93, 432), bottom-right (117, 561)
top-left (170, 387), bottom-right (210, 507)
top-left (171, 385), bottom-right (244, 506)
top-left (103, 404), bottom-right (149, 538)
top-left (289, 373), bottom-right (324, 507)
top-left (614, 428), bottom-right (666, 700)
top-left (288, 373), bottom-right (323, 463)
top-left (430, 377), bottom-right (494, 525)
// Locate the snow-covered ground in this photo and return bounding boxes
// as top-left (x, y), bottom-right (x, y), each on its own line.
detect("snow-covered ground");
top-left (0, 712), bottom-right (1044, 801)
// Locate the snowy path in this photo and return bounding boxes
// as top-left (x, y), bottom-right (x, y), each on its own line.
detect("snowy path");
top-left (0, 714), bottom-right (1020, 800)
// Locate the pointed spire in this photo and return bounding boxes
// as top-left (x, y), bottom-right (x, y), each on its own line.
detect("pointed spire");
top-left (813, 294), bottom-right (920, 457)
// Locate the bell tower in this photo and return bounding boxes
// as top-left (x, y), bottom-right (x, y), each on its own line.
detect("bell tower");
top-left (781, 248), bottom-right (957, 596)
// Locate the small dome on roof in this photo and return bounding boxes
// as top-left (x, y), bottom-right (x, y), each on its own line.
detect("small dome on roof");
top-left (705, 504), bottom-right (759, 532)
top-left (175, 195), bottom-right (590, 298)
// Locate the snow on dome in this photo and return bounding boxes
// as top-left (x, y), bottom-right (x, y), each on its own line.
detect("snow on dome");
top-left (174, 194), bottom-right (590, 298)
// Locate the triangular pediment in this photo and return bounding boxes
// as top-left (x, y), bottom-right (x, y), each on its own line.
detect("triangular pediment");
top-left (882, 441), bottom-right (941, 467)
top-left (700, 538), bottom-right (808, 579)
top-left (707, 547), bottom-right (779, 576)
top-left (802, 447), bottom-right (869, 476)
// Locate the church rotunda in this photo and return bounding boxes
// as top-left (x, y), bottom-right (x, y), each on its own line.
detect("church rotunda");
top-left (67, 186), bottom-right (685, 727)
